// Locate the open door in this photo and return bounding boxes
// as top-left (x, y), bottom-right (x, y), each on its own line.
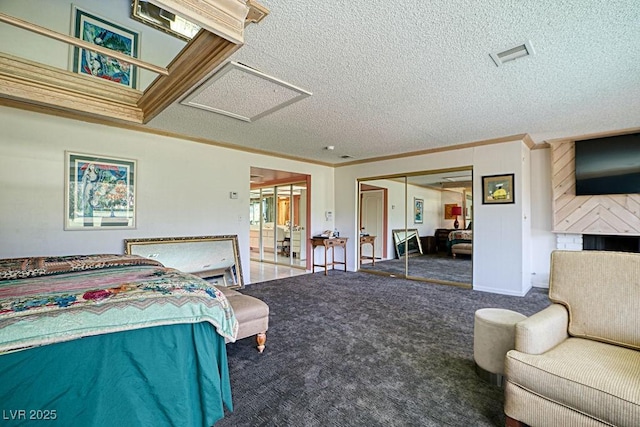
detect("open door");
top-left (360, 184), bottom-right (386, 264)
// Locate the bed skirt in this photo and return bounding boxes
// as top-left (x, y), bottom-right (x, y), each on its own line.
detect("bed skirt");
top-left (0, 322), bottom-right (232, 426)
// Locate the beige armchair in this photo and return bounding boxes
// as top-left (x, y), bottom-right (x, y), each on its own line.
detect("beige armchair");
top-left (504, 250), bottom-right (640, 426)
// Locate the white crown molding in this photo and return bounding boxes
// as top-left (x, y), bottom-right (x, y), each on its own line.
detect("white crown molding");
top-left (0, 53), bottom-right (143, 123)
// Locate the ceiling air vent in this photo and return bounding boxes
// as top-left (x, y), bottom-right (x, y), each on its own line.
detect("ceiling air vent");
top-left (490, 41), bottom-right (535, 67)
top-left (181, 61), bottom-right (312, 122)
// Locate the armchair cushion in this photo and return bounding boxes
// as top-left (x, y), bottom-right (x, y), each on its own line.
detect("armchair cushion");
top-left (506, 338), bottom-right (640, 426)
top-left (549, 250), bottom-right (640, 351)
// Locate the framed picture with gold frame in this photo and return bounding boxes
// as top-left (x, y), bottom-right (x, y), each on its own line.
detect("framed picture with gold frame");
top-left (482, 173), bottom-right (515, 204)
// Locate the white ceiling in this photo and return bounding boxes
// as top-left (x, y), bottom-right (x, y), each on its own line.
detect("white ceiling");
top-left (147, 0), bottom-right (640, 165)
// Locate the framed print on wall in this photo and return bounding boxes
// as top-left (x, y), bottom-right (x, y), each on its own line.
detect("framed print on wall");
top-left (65, 152), bottom-right (136, 230)
top-left (444, 203), bottom-right (457, 219)
top-left (414, 197), bottom-right (424, 224)
top-left (482, 173), bottom-right (515, 204)
top-left (71, 6), bottom-right (140, 89)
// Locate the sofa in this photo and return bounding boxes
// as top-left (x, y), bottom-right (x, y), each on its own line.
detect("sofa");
top-left (504, 250), bottom-right (640, 426)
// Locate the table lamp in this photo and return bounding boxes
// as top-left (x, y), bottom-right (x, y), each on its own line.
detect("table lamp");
top-left (452, 206), bottom-right (462, 229)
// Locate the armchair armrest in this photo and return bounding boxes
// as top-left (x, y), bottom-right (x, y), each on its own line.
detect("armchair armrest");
top-left (515, 303), bottom-right (569, 354)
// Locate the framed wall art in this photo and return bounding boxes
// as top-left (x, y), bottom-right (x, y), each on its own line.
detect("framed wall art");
top-left (482, 173), bottom-right (515, 204)
top-left (414, 197), bottom-right (424, 224)
top-left (71, 6), bottom-right (140, 88)
top-left (65, 152), bottom-right (137, 230)
top-left (444, 203), bottom-right (457, 219)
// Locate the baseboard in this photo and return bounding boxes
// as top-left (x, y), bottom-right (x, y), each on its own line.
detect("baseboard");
top-left (472, 285), bottom-right (530, 297)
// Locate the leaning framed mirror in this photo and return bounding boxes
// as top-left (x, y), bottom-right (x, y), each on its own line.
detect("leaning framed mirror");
top-left (392, 228), bottom-right (423, 258)
top-left (124, 235), bottom-right (244, 288)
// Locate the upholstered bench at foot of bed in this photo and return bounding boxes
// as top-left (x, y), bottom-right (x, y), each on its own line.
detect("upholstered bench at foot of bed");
top-left (451, 243), bottom-right (472, 258)
top-left (216, 286), bottom-right (269, 353)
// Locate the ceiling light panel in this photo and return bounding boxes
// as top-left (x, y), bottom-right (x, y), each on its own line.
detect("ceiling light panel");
top-left (182, 61), bottom-right (312, 122)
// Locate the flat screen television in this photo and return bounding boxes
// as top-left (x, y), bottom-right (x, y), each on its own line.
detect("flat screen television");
top-left (574, 133), bottom-right (640, 196)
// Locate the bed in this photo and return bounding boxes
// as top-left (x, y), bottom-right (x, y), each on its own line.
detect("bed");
top-left (0, 254), bottom-right (238, 426)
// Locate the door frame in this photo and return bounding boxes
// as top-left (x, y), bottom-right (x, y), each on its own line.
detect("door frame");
top-left (359, 183), bottom-right (388, 262)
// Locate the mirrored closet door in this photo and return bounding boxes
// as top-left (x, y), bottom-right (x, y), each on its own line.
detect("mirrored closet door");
top-left (358, 168), bottom-right (473, 286)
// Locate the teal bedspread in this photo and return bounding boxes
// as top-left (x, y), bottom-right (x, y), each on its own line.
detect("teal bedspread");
top-left (0, 322), bottom-right (232, 426)
top-left (0, 255), bottom-right (237, 426)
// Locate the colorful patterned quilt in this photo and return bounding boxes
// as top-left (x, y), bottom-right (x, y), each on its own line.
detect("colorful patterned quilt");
top-left (0, 254), bottom-right (238, 353)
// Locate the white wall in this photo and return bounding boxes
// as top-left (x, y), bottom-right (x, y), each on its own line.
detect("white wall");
top-left (335, 139), bottom-right (538, 296)
top-left (440, 190), bottom-right (464, 229)
top-left (0, 105), bottom-right (559, 294)
top-left (0, 107), bottom-right (334, 283)
top-left (530, 148), bottom-right (556, 287)
top-left (411, 185), bottom-right (442, 239)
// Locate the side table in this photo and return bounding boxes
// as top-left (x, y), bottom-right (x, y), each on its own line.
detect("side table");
top-left (311, 237), bottom-right (348, 275)
top-left (359, 235), bottom-right (376, 265)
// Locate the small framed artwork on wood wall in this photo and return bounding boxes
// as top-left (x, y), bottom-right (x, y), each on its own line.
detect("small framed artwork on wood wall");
top-left (482, 173), bottom-right (515, 204)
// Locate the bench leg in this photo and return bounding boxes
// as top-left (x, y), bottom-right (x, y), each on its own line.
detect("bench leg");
top-left (256, 332), bottom-right (266, 353)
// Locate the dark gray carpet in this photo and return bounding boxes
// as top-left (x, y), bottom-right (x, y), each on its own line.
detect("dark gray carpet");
top-left (217, 271), bottom-right (549, 427)
top-left (360, 253), bottom-right (472, 284)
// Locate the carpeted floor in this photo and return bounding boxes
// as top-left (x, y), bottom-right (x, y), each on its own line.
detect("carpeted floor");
top-left (217, 271), bottom-right (549, 427)
top-left (360, 253), bottom-right (472, 284)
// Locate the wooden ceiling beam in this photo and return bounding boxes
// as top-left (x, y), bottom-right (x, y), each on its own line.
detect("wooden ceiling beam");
top-left (137, 30), bottom-right (241, 123)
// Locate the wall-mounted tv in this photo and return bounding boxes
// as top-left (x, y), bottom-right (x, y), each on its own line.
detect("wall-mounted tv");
top-left (575, 133), bottom-right (640, 196)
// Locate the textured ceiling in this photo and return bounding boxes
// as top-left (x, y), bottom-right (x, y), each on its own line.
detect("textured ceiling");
top-left (147, 0), bottom-right (640, 165)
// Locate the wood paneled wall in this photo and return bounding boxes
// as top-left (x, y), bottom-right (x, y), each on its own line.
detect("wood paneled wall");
top-left (551, 140), bottom-right (640, 235)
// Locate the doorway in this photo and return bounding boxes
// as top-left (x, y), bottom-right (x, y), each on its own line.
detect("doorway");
top-left (357, 168), bottom-right (473, 286)
top-left (249, 167), bottom-right (310, 271)
top-left (360, 184), bottom-right (387, 263)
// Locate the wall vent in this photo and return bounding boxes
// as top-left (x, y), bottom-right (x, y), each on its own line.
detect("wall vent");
top-left (490, 41), bottom-right (535, 67)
